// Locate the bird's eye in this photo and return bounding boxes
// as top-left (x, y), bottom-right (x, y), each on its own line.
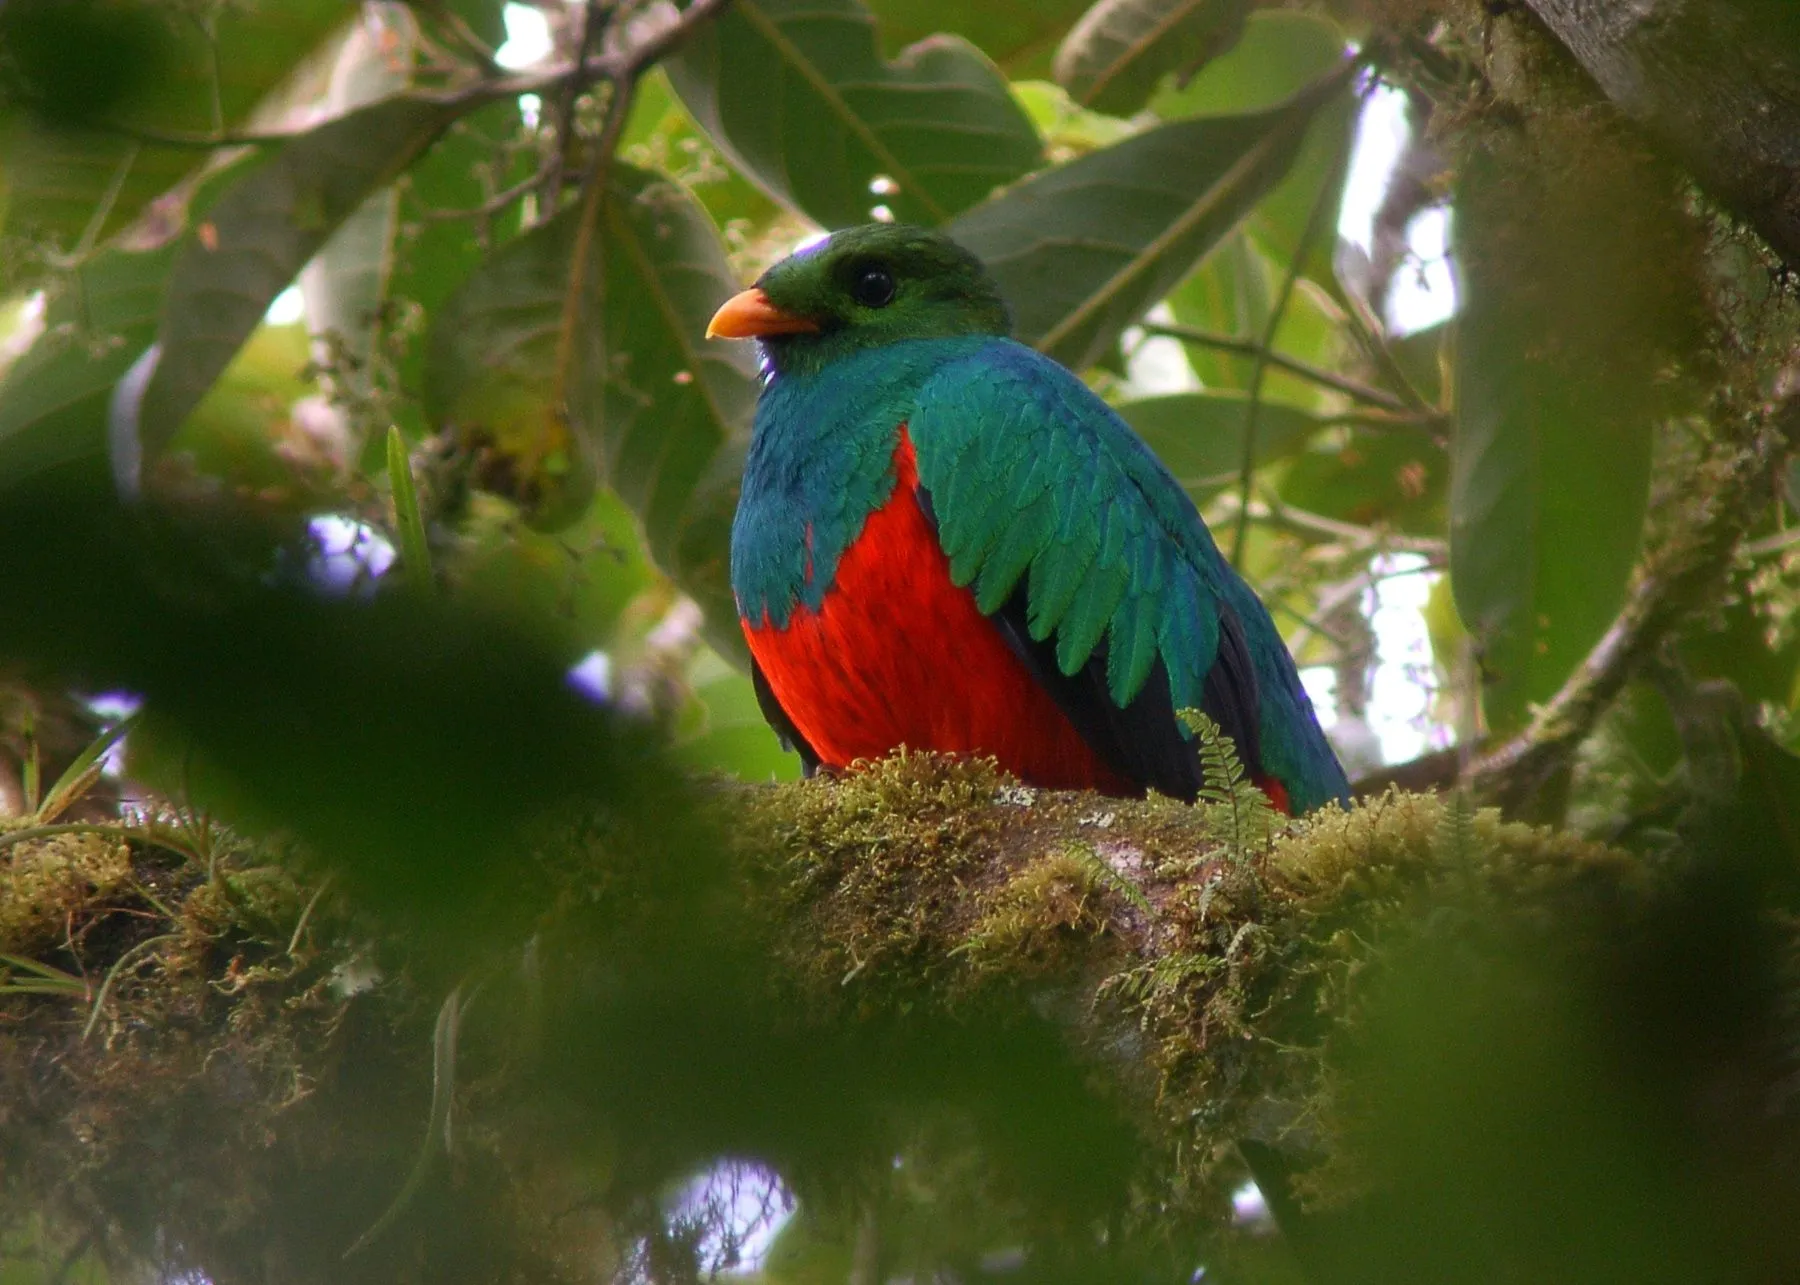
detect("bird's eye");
top-left (850, 263), bottom-right (896, 309)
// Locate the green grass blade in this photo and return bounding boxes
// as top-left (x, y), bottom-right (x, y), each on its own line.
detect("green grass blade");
top-left (0, 951), bottom-right (87, 995)
top-left (344, 983), bottom-right (464, 1257)
top-left (387, 425), bottom-right (434, 596)
top-left (37, 713), bottom-right (136, 822)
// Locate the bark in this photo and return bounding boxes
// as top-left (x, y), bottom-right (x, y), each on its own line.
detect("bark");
top-left (1518, 0), bottom-right (1800, 271)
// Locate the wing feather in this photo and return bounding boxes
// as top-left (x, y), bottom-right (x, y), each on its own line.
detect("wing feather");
top-left (908, 337), bottom-right (1349, 811)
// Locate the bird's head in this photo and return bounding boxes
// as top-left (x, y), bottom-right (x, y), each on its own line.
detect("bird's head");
top-left (706, 223), bottom-right (1010, 378)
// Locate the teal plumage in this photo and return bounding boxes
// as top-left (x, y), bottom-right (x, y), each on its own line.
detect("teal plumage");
top-left (716, 225), bottom-right (1350, 814)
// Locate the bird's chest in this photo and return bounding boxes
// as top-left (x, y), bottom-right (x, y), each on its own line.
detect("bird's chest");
top-left (741, 436), bottom-right (1124, 792)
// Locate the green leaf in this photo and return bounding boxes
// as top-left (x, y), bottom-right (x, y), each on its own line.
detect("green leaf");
top-left (1150, 12), bottom-right (1353, 287)
top-left (386, 99), bottom-right (536, 437)
top-left (299, 4), bottom-right (420, 430)
top-left (424, 164), bottom-right (759, 647)
top-left (1449, 141), bottom-right (1679, 733)
top-left (1278, 429), bottom-right (1445, 535)
top-left (170, 318), bottom-right (316, 492)
top-left (948, 68), bottom-right (1351, 372)
top-left (124, 92), bottom-right (477, 474)
top-left (620, 69), bottom-right (783, 231)
top-left (0, 0), bottom-right (354, 254)
top-left (1147, 11), bottom-right (1346, 119)
top-left (1010, 81), bottom-right (1138, 157)
top-left (866, 0), bottom-right (1093, 75)
top-left (665, 0), bottom-right (1042, 228)
top-left (1053, 0), bottom-right (1253, 117)
top-left (0, 245), bottom-right (173, 485)
top-left (1117, 391), bottom-right (1323, 501)
top-left (387, 426), bottom-right (433, 596)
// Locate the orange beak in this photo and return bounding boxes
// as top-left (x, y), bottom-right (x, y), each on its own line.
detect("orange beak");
top-left (706, 288), bottom-right (820, 340)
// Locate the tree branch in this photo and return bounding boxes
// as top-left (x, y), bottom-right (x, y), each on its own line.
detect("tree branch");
top-left (84, 0), bottom-right (735, 152)
top-left (1466, 388), bottom-right (1800, 812)
top-left (1517, 0), bottom-right (1800, 273)
top-left (1138, 320), bottom-right (1430, 418)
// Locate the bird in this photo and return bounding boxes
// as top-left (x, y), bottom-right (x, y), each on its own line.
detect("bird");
top-left (706, 224), bottom-right (1349, 815)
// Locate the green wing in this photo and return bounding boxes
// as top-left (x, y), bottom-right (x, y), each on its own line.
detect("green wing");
top-left (908, 337), bottom-right (1350, 813)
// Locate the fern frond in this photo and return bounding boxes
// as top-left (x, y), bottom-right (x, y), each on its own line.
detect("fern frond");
top-left (1178, 710), bottom-right (1277, 862)
top-left (1432, 788), bottom-right (1479, 865)
top-left (1063, 843), bottom-right (1154, 916)
top-left (1098, 951), bottom-right (1220, 1015)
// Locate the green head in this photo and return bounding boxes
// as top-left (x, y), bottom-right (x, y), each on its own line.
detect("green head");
top-left (707, 223), bottom-right (1010, 378)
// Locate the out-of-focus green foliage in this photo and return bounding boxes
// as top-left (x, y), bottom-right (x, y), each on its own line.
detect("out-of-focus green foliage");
top-left (1, 0), bottom-right (1798, 1281)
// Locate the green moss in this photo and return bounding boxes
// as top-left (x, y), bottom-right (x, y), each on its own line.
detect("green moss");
top-left (0, 828), bottom-right (132, 957)
top-left (961, 846), bottom-right (1114, 970)
top-left (726, 762), bottom-right (1655, 1213)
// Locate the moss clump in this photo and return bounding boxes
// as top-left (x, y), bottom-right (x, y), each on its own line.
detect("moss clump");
top-left (740, 751), bottom-right (1016, 1004)
top-left (961, 845), bottom-right (1118, 972)
top-left (0, 825), bottom-right (132, 958)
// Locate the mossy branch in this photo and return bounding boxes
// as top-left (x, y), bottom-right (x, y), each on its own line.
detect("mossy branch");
top-left (2, 755), bottom-right (1795, 1280)
top-left (1467, 388), bottom-right (1800, 813)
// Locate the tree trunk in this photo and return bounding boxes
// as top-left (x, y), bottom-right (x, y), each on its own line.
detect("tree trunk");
top-left (1519, 0), bottom-right (1800, 270)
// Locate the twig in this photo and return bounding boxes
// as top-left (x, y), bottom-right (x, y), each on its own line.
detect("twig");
top-left (409, 163), bottom-right (555, 223)
top-left (344, 983), bottom-right (470, 1258)
top-left (1338, 277), bottom-right (1439, 418)
top-left (1467, 390), bottom-right (1800, 812)
top-left (547, 0), bottom-right (700, 416)
top-left (1741, 524), bottom-right (1800, 558)
top-left (1230, 141), bottom-right (1353, 568)
top-left (85, 0), bottom-right (736, 151)
top-left (1283, 568), bottom-right (1375, 664)
top-left (1139, 321), bottom-right (1424, 417)
top-left (43, 143), bottom-right (139, 270)
top-left (543, 0), bottom-right (611, 215)
top-left (1220, 488), bottom-right (1447, 553)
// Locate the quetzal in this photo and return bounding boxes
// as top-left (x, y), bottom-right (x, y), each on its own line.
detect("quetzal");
top-left (707, 225), bottom-right (1349, 815)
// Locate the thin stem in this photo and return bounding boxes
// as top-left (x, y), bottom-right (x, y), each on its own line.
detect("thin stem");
top-left (1242, 486), bottom-right (1447, 553)
top-left (42, 143), bottom-right (139, 270)
top-left (1230, 143), bottom-right (1353, 567)
top-left (1339, 273), bottom-right (1439, 417)
top-left (1139, 320), bottom-right (1423, 417)
top-left (543, 0), bottom-right (611, 215)
top-left (287, 874), bottom-right (335, 957)
top-left (82, 933), bottom-right (176, 1042)
top-left (410, 158), bottom-right (556, 223)
top-left (1742, 524), bottom-right (1800, 557)
top-left (548, 0), bottom-right (667, 411)
top-left (1283, 569), bottom-right (1376, 666)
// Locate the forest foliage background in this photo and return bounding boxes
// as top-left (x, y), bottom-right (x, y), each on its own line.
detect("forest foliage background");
top-left (0, 0), bottom-right (1798, 1281)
